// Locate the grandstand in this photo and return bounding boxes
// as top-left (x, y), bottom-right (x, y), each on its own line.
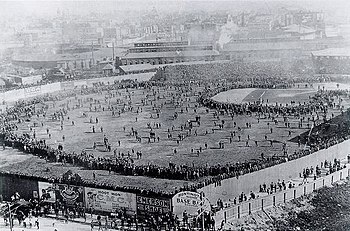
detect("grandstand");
top-left (312, 47), bottom-right (350, 75)
top-left (118, 41), bottom-right (220, 65)
top-left (222, 37), bottom-right (346, 62)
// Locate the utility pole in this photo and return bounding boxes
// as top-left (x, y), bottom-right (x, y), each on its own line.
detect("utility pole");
top-left (91, 41), bottom-right (95, 66)
top-left (8, 203), bottom-right (13, 231)
top-left (202, 208), bottom-right (205, 231)
top-left (112, 42), bottom-right (115, 61)
top-left (199, 192), bottom-right (205, 231)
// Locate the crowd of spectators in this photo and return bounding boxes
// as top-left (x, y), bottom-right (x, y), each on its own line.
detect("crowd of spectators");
top-left (1, 61), bottom-right (350, 198)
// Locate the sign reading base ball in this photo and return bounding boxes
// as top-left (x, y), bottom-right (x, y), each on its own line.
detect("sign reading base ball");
top-left (172, 191), bottom-right (211, 219)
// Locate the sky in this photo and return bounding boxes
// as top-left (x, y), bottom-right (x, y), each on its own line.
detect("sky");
top-left (0, 0), bottom-right (349, 18)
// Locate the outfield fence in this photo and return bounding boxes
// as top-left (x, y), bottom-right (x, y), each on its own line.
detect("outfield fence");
top-left (213, 164), bottom-right (349, 229)
top-left (0, 72), bottom-right (155, 104)
top-left (199, 139), bottom-right (350, 203)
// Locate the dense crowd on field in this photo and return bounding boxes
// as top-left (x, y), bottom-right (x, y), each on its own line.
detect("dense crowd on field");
top-left (315, 57), bottom-right (350, 75)
top-left (1, 61), bottom-right (350, 198)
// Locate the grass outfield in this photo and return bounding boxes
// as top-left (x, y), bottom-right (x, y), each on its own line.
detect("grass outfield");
top-left (1, 82), bottom-right (348, 192)
top-left (12, 87), bottom-right (310, 166)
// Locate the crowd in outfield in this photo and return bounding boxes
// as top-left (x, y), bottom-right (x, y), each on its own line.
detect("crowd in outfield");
top-left (1, 62), bottom-right (350, 198)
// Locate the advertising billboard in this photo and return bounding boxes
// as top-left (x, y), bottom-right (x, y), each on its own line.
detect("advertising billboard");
top-left (172, 191), bottom-right (211, 218)
top-left (136, 195), bottom-right (171, 216)
top-left (38, 182), bottom-right (56, 203)
top-left (85, 187), bottom-right (136, 213)
top-left (54, 184), bottom-right (84, 207)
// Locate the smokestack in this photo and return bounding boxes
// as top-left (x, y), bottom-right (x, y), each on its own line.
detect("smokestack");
top-left (112, 42), bottom-right (115, 61)
top-left (241, 12), bottom-right (245, 27)
top-left (91, 41), bottom-right (95, 65)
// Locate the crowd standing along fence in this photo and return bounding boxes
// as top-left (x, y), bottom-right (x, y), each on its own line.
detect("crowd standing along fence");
top-left (0, 72), bottom-right (156, 103)
top-left (213, 164), bottom-right (350, 229)
top-left (198, 139), bottom-right (350, 203)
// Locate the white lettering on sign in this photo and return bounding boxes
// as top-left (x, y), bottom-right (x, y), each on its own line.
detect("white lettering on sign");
top-left (85, 187), bottom-right (136, 212)
top-left (172, 191), bottom-right (211, 218)
top-left (24, 86), bottom-right (41, 96)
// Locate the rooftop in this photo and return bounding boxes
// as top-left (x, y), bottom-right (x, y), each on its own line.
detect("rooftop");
top-left (283, 24), bottom-right (317, 34)
top-left (102, 64), bottom-right (114, 70)
top-left (122, 50), bottom-right (219, 59)
top-left (312, 47), bottom-right (350, 57)
top-left (12, 48), bottom-right (127, 62)
top-left (119, 64), bottom-right (156, 73)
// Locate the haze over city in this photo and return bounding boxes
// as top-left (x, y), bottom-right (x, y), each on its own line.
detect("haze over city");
top-left (0, 0), bottom-right (350, 230)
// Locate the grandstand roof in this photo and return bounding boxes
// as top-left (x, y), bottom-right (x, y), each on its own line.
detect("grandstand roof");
top-left (223, 40), bottom-right (303, 51)
top-left (12, 48), bottom-right (126, 62)
top-left (122, 50), bottom-right (219, 59)
top-left (312, 48), bottom-right (350, 57)
top-left (102, 64), bottom-right (114, 70)
top-left (129, 45), bottom-right (213, 50)
top-left (119, 64), bottom-right (156, 73)
top-left (283, 24), bottom-right (316, 34)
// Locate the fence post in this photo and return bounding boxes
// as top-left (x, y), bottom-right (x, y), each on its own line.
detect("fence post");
top-left (283, 192), bottom-right (286, 203)
top-left (224, 211), bottom-right (227, 223)
top-left (323, 179), bottom-right (325, 186)
top-left (293, 189), bottom-right (296, 199)
top-left (340, 172), bottom-right (343, 180)
top-left (249, 203), bottom-right (251, 215)
top-left (313, 183), bottom-right (316, 191)
top-left (331, 175), bottom-right (334, 184)
top-left (304, 186), bottom-right (306, 196)
top-left (261, 199), bottom-right (264, 210)
top-left (238, 206), bottom-right (240, 219)
top-left (273, 196), bottom-right (275, 206)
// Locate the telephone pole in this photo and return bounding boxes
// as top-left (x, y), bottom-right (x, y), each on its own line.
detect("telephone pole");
top-left (91, 41), bottom-right (95, 66)
top-left (112, 42), bottom-right (115, 61)
top-left (8, 203), bottom-right (13, 231)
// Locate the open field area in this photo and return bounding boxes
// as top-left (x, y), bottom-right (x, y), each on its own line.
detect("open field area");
top-left (1, 79), bottom-right (349, 192)
top-left (212, 82), bottom-right (350, 106)
top-left (212, 87), bottom-right (317, 105)
top-left (9, 86), bottom-right (317, 166)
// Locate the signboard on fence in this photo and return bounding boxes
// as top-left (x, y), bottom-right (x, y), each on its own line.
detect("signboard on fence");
top-left (172, 191), bottom-right (211, 219)
top-left (136, 195), bottom-right (171, 216)
top-left (38, 182), bottom-right (56, 203)
top-left (84, 187), bottom-right (136, 213)
top-left (54, 184), bottom-right (84, 207)
top-left (60, 81), bottom-right (75, 90)
top-left (24, 86), bottom-right (41, 97)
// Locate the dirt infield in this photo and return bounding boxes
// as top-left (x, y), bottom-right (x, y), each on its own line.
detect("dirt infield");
top-left (212, 86), bottom-right (317, 105)
top-left (211, 88), bottom-right (257, 104)
top-left (211, 83), bottom-right (350, 106)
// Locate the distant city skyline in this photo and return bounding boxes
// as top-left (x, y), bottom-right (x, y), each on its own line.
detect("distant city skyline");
top-left (0, 0), bottom-right (349, 18)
